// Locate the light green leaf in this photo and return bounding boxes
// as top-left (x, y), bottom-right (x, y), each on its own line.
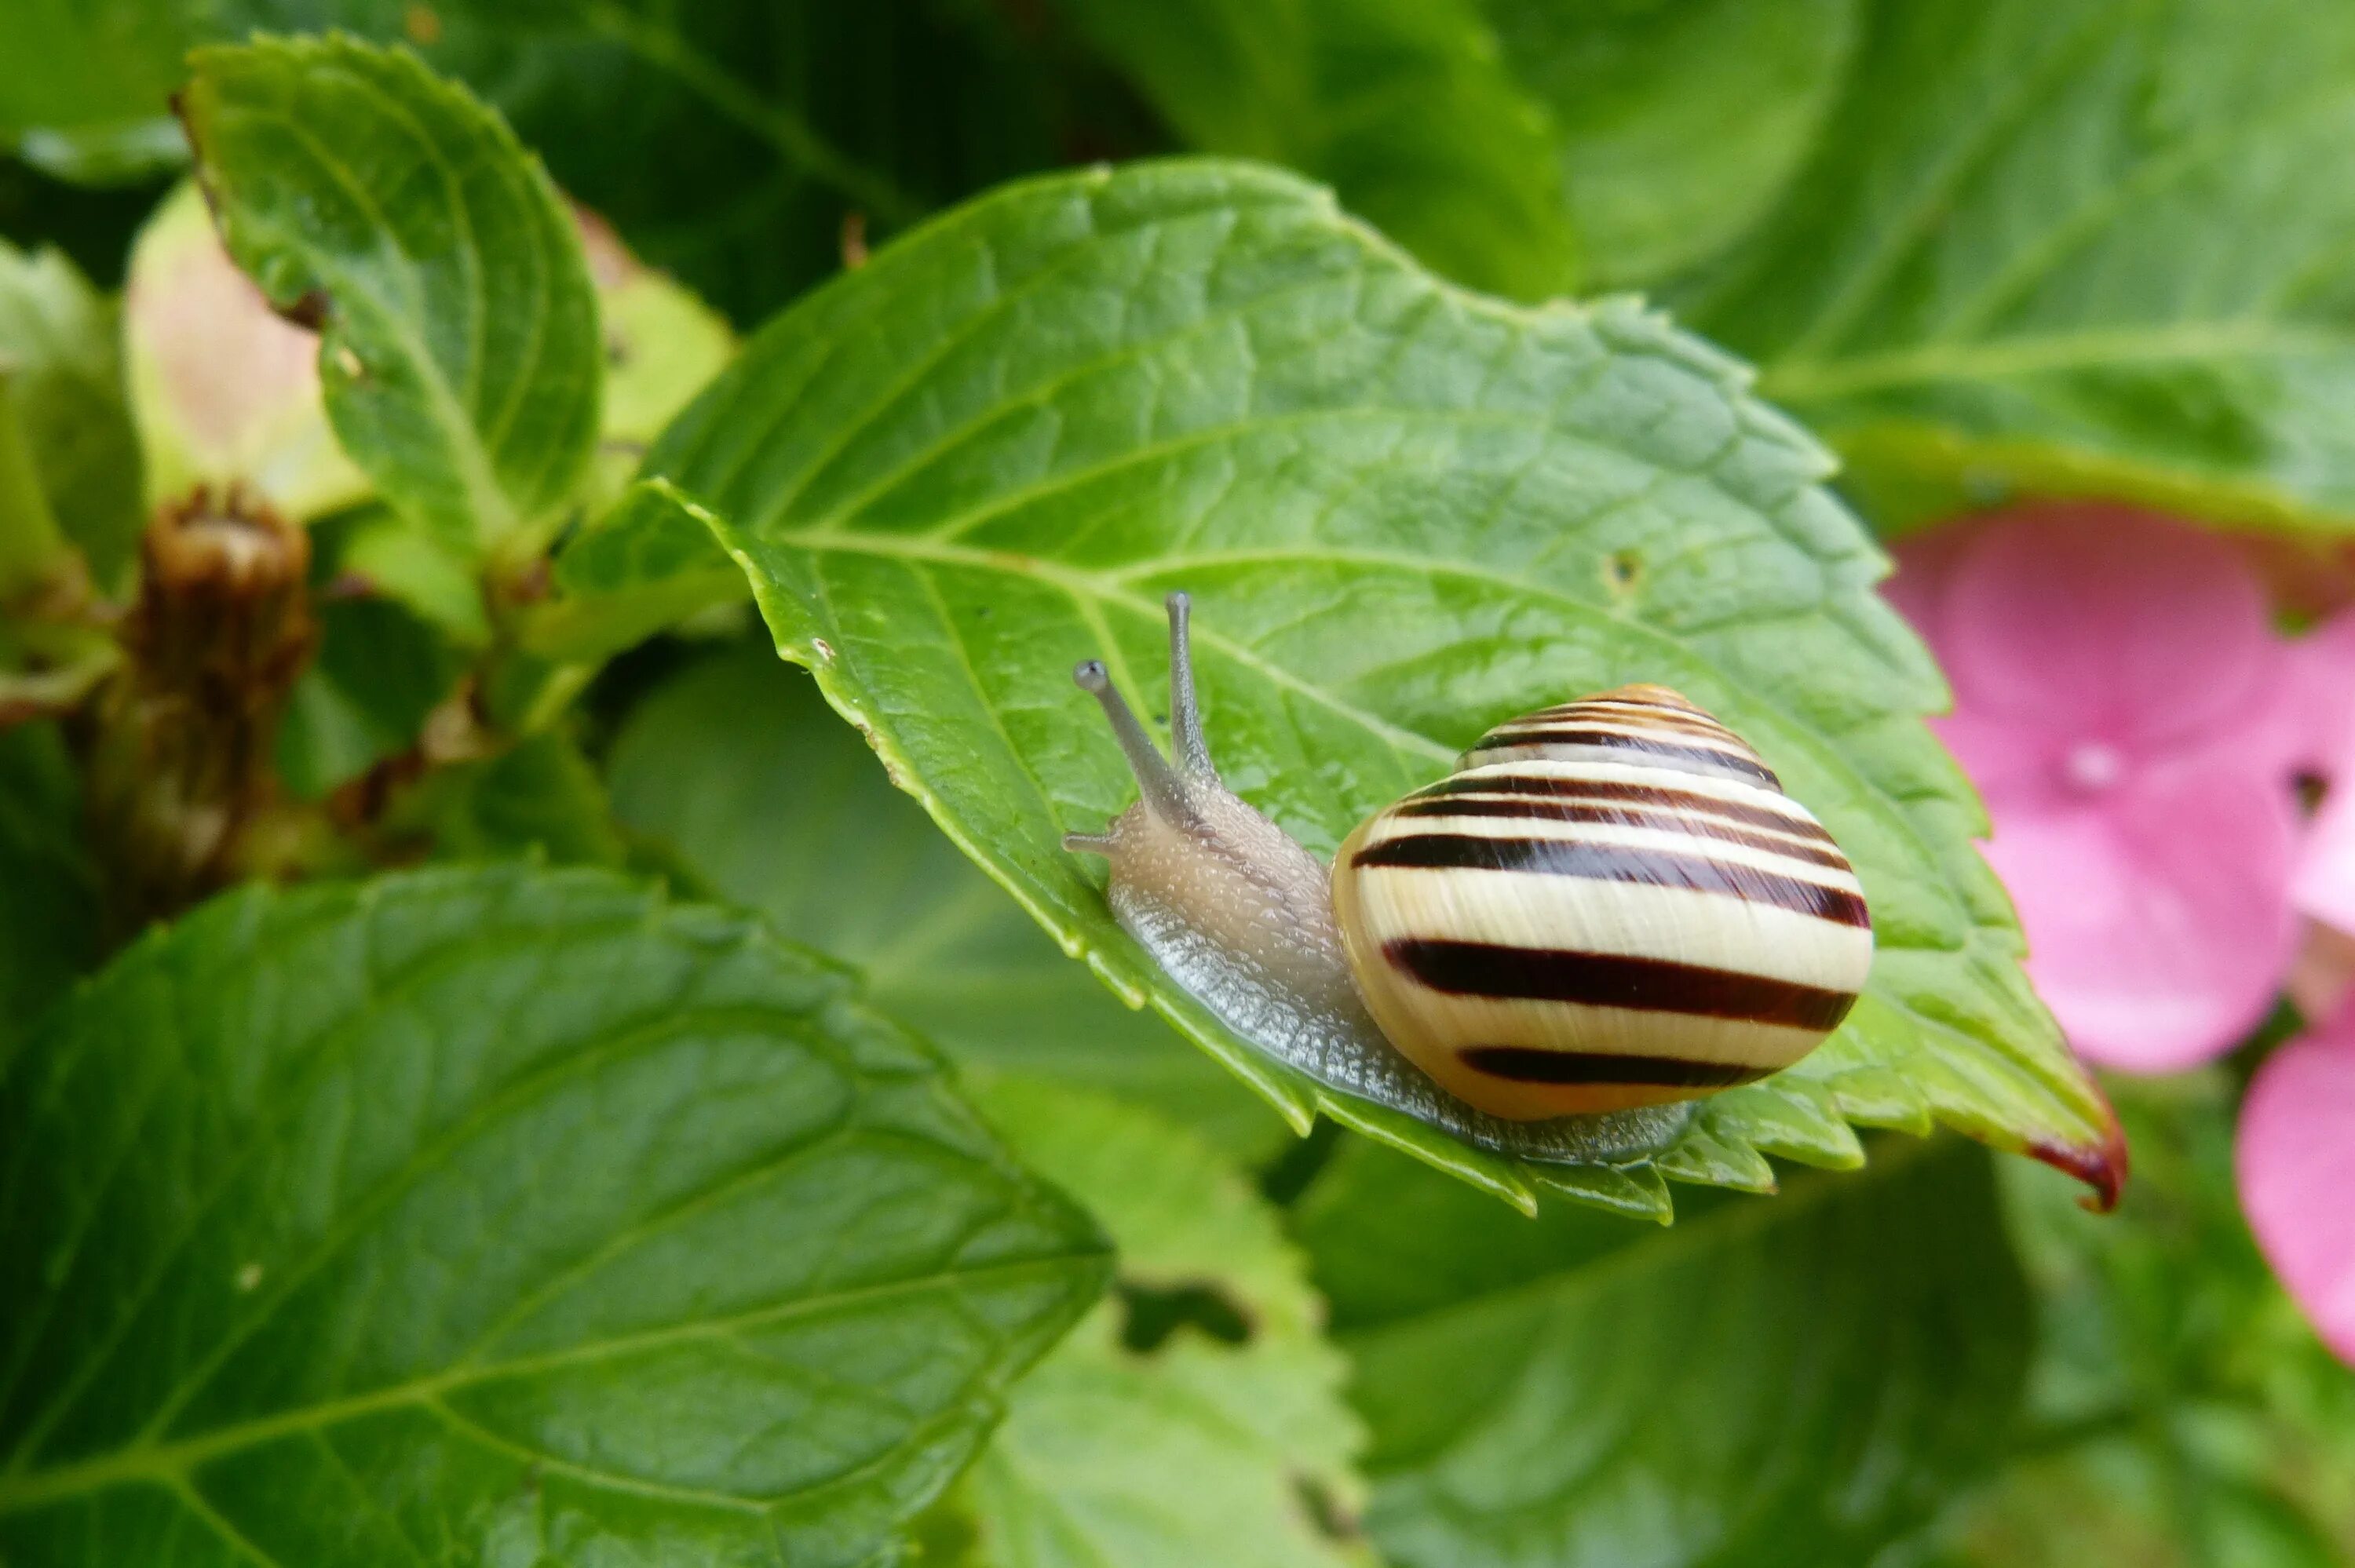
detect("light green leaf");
top-left (597, 158), bottom-right (2113, 1214)
top-left (1306, 1136), bottom-right (2031, 1568)
top-left (1684, 0), bottom-right (2355, 534)
top-left (0, 863), bottom-right (1109, 1567)
top-left (589, 223), bottom-right (738, 503)
top-left (0, 239), bottom-right (142, 590)
top-left (534, 476), bottom-right (751, 663)
top-left (1478, 0), bottom-right (1860, 289)
top-left (121, 181), bottom-right (373, 526)
top-left (180, 35), bottom-right (601, 559)
top-left (1050, 0), bottom-right (1576, 301)
top-left (333, 505), bottom-right (491, 643)
top-left (608, 644), bottom-right (1287, 1159)
top-left (947, 1077), bottom-right (1369, 1568)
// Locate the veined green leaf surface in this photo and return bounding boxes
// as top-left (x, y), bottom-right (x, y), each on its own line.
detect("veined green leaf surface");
top-left (608, 646), bottom-right (1287, 1158)
top-left (593, 159), bottom-right (2115, 1215)
top-left (12, 0), bottom-right (1074, 326)
top-left (1685, 0), bottom-right (2355, 534)
top-left (944, 1078), bottom-right (1368, 1568)
top-left (1303, 1137), bottom-right (2031, 1568)
top-left (0, 864), bottom-right (1108, 1567)
top-left (1047, 0), bottom-right (1575, 302)
top-left (1477, 0), bottom-right (1860, 290)
top-left (180, 36), bottom-right (601, 559)
top-left (0, 724), bottom-right (98, 1052)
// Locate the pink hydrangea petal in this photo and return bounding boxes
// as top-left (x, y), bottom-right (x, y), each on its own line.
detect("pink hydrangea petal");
top-left (2237, 1019), bottom-right (2355, 1365)
top-left (2294, 771), bottom-right (2355, 943)
top-left (1984, 763), bottom-right (2298, 1072)
top-left (2287, 611), bottom-right (2355, 780)
top-left (1931, 706), bottom-right (2066, 815)
top-left (1939, 505), bottom-right (2280, 749)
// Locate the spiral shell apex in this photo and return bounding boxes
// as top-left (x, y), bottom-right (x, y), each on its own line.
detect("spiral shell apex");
top-left (1331, 686), bottom-right (1873, 1120)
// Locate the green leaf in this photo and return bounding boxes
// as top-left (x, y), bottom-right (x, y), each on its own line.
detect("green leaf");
top-left (267, 0), bottom-right (1070, 327)
top-left (588, 219), bottom-right (737, 501)
top-left (1922, 1074), bottom-right (2355, 1566)
top-left (0, 722), bottom-right (99, 1052)
top-left (473, 0), bottom-right (1066, 326)
top-left (0, 862), bottom-right (1108, 1566)
top-left (1306, 1136), bottom-right (2031, 1568)
top-left (395, 731), bottom-right (634, 868)
top-left (1477, 0), bottom-right (1860, 290)
top-left (180, 35), bottom-right (601, 559)
top-left (608, 644), bottom-right (1289, 1159)
top-left (332, 505), bottom-right (490, 644)
top-left (0, 0), bottom-right (192, 183)
top-left (602, 158), bottom-right (2114, 1213)
top-left (1050, 0), bottom-right (1577, 301)
top-left (535, 476), bottom-right (751, 663)
top-left (1683, 0), bottom-right (2355, 534)
top-left (275, 593), bottom-right (463, 800)
top-left (945, 1077), bottom-right (1368, 1568)
top-left (0, 238), bottom-right (142, 589)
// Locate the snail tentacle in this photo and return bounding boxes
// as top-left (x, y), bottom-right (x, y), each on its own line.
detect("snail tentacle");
top-left (1163, 590), bottom-right (1218, 781)
top-left (1072, 657), bottom-right (1196, 829)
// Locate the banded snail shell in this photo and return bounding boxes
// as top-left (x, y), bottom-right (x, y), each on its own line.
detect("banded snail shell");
top-left (1332, 686), bottom-right (1872, 1120)
top-left (1065, 595), bottom-right (1874, 1164)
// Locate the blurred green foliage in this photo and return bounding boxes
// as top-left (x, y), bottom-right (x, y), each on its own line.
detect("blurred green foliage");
top-left (2, 5), bottom-right (2353, 1566)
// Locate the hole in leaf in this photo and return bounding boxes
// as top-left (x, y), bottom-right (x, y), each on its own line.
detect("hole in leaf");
top-left (1118, 1280), bottom-right (1253, 1351)
top-left (1604, 549), bottom-right (1644, 596)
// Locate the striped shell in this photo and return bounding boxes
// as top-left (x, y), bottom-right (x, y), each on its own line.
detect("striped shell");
top-left (1332, 686), bottom-right (1873, 1119)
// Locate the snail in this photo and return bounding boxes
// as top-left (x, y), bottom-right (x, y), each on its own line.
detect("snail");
top-left (1063, 593), bottom-right (1874, 1164)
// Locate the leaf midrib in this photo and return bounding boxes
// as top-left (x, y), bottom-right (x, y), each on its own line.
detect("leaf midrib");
top-left (236, 100), bottom-right (518, 543)
top-left (0, 1253), bottom-right (1086, 1515)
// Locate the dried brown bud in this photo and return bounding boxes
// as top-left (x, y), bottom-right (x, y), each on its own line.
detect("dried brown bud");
top-left (88, 486), bottom-right (317, 928)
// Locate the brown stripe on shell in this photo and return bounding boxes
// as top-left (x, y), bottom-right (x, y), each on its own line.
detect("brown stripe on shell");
top-left (1455, 1046), bottom-right (1775, 1089)
top-left (1386, 795), bottom-right (1854, 870)
top-left (1384, 939), bottom-right (1861, 1032)
top-left (1350, 833), bottom-right (1869, 926)
top-left (1465, 727), bottom-right (1782, 789)
top-left (1413, 773), bottom-right (1831, 843)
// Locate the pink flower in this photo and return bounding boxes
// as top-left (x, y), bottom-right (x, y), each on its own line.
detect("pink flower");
top-left (2238, 1013), bottom-right (2355, 1363)
top-left (1890, 505), bottom-right (2306, 1073)
top-left (2241, 614), bottom-right (2355, 1365)
top-left (1896, 508), bottom-right (2355, 1366)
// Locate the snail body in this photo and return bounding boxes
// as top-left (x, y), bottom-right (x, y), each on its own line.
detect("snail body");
top-left (1064, 595), bottom-right (1872, 1161)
